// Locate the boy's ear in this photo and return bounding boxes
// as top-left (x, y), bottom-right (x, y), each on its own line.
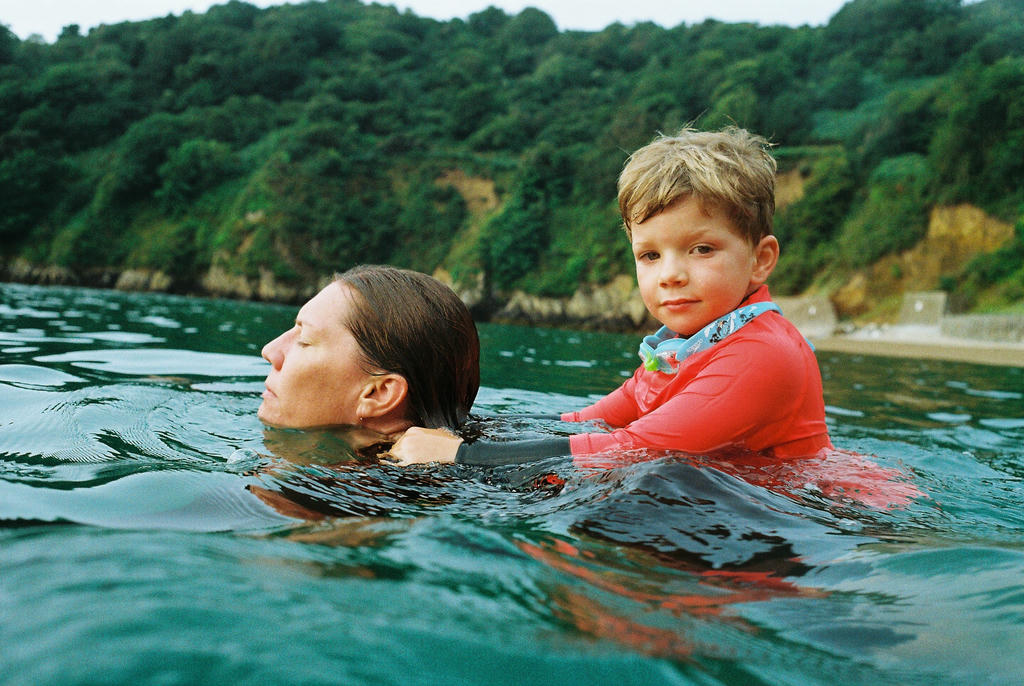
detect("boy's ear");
top-left (750, 235), bottom-right (779, 286)
top-left (356, 373), bottom-right (409, 421)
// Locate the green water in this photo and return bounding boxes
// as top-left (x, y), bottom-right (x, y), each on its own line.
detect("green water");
top-left (2, 282), bottom-right (1023, 685)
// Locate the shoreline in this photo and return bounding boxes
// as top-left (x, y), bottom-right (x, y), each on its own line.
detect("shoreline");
top-left (811, 329), bottom-right (1024, 368)
top-left (3, 277), bottom-right (1023, 368)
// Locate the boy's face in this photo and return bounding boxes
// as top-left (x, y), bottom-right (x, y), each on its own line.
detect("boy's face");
top-left (630, 197), bottom-right (778, 336)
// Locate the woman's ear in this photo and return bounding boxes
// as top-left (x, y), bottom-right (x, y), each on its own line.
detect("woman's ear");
top-left (750, 235), bottom-right (779, 287)
top-left (356, 374), bottom-right (409, 423)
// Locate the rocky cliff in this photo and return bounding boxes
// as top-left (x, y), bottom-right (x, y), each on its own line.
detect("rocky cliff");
top-left (833, 205), bottom-right (1014, 319)
top-left (3, 202), bottom-right (1016, 333)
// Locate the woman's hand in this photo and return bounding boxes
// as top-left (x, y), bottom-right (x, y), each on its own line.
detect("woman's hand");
top-left (383, 427), bottom-right (464, 466)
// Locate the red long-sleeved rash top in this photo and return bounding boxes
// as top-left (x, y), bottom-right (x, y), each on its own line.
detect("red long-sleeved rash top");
top-left (562, 286), bottom-right (832, 459)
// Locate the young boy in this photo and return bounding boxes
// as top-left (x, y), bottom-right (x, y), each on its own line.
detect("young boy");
top-left (389, 126), bottom-right (832, 466)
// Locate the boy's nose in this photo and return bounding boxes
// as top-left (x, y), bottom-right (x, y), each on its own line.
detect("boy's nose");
top-left (659, 256), bottom-right (688, 285)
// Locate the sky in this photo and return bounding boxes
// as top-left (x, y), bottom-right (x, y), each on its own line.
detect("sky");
top-left (2, 0), bottom-right (851, 43)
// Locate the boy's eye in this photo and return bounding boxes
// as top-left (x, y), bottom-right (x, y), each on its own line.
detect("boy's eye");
top-left (692, 244), bottom-right (714, 255)
top-left (636, 251), bottom-right (659, 262)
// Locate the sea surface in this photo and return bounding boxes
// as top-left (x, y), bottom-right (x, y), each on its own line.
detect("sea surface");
top-left (2, 281), bottom-right (1023, 685)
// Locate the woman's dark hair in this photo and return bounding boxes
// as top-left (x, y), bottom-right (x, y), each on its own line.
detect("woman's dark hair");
top-left (335, 265), bottom-right (480, 430)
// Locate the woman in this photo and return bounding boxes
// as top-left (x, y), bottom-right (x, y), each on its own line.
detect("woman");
top-left (258, 264), bottom-right (479, 437)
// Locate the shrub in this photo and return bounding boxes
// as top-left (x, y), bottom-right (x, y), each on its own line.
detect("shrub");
top-left (835, 153), bottom-right (932, 267)
top-left (155, 139), bottom-right (240, 214)
top-left (772, 151), bottom-right (855, 292)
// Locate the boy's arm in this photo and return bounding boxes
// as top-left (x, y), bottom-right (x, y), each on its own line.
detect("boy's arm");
top-left (570, 337), bottom-right (806, 455)
top-left (561, 372), bottom-right (641, 427)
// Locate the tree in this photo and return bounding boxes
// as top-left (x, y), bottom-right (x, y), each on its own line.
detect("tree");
top-left (772, 151), bottom-right (856, 292)
top-left (0, 24), bottom-right (17, 64)
top-left (929, 57), bottom-right (1024, 211)
top-left (478, 144), bottom-right (572, 291)
top-left (836, 154), bottom-right (933, 267)
top-left (104, 113), bottom-right (193, 201)
top-left (820, 0), bottom-right (962, 66)
top-left (0, 148), bottom-right (71, 246)
top-left (155, 139), bottom-right (239, 213)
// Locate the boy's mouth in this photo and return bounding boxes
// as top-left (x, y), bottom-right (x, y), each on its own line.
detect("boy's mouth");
top-left (661, 298), bottom-right (698, 308)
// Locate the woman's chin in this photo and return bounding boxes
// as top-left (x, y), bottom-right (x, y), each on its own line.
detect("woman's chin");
top-left (257, 403), bottom-right (283, 427)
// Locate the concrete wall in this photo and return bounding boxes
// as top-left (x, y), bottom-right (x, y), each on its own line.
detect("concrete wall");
top-left (898, 291), bottom-right (947, 326)
top-left (774, 295), bottom-right (838, 339)
top-left (941, 314), bottom-right (1024, 344)
top-left (898, 291), bottom-right (1024, 344)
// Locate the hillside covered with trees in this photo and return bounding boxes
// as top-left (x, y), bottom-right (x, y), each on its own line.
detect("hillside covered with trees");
top-left (1, 0), bottom-right (1022, 321)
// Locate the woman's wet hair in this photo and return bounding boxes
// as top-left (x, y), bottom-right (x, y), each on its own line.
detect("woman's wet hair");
top-left (334, 265), bottom-right (480, 430)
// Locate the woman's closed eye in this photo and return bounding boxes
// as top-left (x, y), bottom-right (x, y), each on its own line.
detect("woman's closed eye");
top-left (290, 323), bottom-right (313, 347)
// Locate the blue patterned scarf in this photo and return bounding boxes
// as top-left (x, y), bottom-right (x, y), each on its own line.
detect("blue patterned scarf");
top-left (638, 301), bottom-right (782, 374)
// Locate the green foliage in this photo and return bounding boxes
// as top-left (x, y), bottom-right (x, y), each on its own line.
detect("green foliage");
top-left (478, 195), bottom-right (546, 291)
top-left (217, 120), bottom-right (414, 281)
top-left (0, 146), bottom-right (72, 247)
top-left (477, 144), bottom-right (573, 291)
top-left (47, 210), bottom-right (130, 269)
top-left (772, 151), bottom-right (856, 293)
top-left (0, 25), bottom-right (17, 64)
top-left (928, 57), bottom-right (1024, 213)
top-left (835, 154), bottom-right (932, 267)
top-left (103, 113), bottom-right (194, 202)
top-left (2, 0), bottom-right (1022, 311)
top-left (820, 0), bottom-right (963, 67)
top-left (946, 213), bottom-right (1024, 308)
top-left (129, 219), bottom-right (201, 281)
top-left (391, 173), bottom-right (468, 273)
top-left (519, 202), bottom-right (631, 297)
top-left (156, 139), bottom-right (240, 214)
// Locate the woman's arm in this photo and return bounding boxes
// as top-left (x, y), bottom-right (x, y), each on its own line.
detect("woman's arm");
top-left (455, 437), bottom-right (571, 466)
top-left (385, 427), bottom-right (463, 465)
top-left (385, 428), bottom-right (571, 467)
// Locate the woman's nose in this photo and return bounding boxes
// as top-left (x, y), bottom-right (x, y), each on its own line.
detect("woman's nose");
top-left (262, 332), bottom-right (286, 369)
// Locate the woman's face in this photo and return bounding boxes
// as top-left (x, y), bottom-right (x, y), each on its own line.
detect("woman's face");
top-left (258, 282), bottom-right (375, 428)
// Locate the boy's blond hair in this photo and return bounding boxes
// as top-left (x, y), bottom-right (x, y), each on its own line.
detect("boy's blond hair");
top-left (617, 126), bottom-right (777, 245)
